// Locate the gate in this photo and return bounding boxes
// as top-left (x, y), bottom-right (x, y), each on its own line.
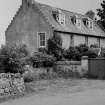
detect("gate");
top-left (88, 58), bottom-right (105, 79)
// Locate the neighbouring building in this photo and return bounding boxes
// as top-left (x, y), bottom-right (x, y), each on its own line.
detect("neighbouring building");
top-left (5, 0), bottom-right (105, 53)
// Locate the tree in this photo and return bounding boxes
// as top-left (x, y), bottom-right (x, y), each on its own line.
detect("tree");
top-left (85, 10), bottom-right (95, 20)
top-left (97, 0), bottom-right (105, 29)
top-left (0, 44), bottom-right (29, 73)
top-left (47, 32), bottom-right (63, 61)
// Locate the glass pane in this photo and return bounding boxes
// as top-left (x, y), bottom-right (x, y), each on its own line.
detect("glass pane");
top-left (40, 41), bottom-right (45, 47)
top-left (39, 33), bottom-right (45, 41)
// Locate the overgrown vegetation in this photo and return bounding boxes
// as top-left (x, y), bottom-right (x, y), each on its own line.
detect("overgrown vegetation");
top-left (63, 44), bottom-right (98, 61)
top-left (47, 32), bottom-right (63, 61)
top-left (97, 0), bottom-right (105, 29)
top-left (28, 52), bottom-right (56, 68)
top-left (0, 44), bottom-right (29, 73)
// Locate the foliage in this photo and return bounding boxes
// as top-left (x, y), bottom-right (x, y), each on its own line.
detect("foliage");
top-left (29, 52), bottom-right (56, 68)
top-left (100, 47), bottom-right (105, 57)
top-left (47, 32), bottom-right (63, 61)
top-left (63, 46), bottom-right (81, 61)
top-left (0, 44), bottom-right (29, 73)
top-left (76, 44), bottom-right (88, 53)
top-left (24, 71), bottom-right (35, 82)
top-left (97, 0), bottom-right (105, 29)
top-left (38, 48), bottom-right (48, 54)
top-left (82, 50), bottom-right (98, 58)
top-left (85, 10), bottom-right (96, 20)
top-left (63, 44), bottom-right (88, 61)
top-left (90, 44), bottom-right (99, 48)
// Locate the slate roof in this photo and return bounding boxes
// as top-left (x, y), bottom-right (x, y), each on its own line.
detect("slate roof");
top-left (30, 0), bottom-right (105, 37)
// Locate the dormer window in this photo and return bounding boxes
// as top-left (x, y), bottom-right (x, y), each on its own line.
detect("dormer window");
top-left (59, 13), bottom-right (65, 25)
top-left (71, 16), bottom-right (76, 24)
top-left (88, 20), bottom-right (93, 30)
top-left (52, 9), bottom-right (65, 26)
top-left (83, 18), bottom-right (88, 26)
top-left (76, 18), bottom-right (81, 28)
top-left (71, 15), bottom-right (81, 28)
top-left (83, 18), bottom-right (93, 30)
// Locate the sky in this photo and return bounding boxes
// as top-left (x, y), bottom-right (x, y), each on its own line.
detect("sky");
top-left (0, 0), bottom-right (103, 45)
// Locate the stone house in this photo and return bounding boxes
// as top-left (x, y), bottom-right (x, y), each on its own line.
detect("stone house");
top-left (5, 0), bottom-right (105, 53)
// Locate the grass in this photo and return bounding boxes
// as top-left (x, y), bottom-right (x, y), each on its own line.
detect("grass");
top-left (24, 78), bottom-right (105, 97)
top-left (0, 76), bottom-right (105, 103)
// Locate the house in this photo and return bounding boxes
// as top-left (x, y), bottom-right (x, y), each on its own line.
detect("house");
top-left (5, 0), bottom-right (105, 53)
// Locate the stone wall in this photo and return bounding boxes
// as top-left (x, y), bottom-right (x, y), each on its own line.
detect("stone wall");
top-left (0, 73), bottom-right (25, 98)
top-left (54, 57), bottom-right (88, 77)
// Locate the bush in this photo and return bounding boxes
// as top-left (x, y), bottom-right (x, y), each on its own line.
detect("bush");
top-left (24, 71), bottom-right (35, 82)
top-left (0, 44), bottom-right (29, 73)
top-left (47, 32), bottom-right (63, 61)
top-left (76, 44), bottom-right (88, 53)
top-left (63, 46), bottom-right (81, 61)
top-left (29, 52), bottom-right (56, 68)
top-left (38, 48), bottom-right (48, 54)
top-left (99, 47), bottom-right (105, 57)
top-left (90, 44), bottom-right (99, 48)
top-left (63, 44), bottom-right (98, 60)
top-left (82, 50), bottom-right (97, 58)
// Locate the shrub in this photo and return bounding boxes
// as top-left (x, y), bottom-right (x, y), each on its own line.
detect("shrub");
top-left (76, 44), bottom-right (88, 53)
top-left (38, 48), bottom-right (48, 54)
top-left (29, 52), bottom-right (56, 68)
top-left (23, 71), bottom-right (35, 82)
top-left (47, 32), bottom-right (63, 61)
top-left (82, 50), bottom-right (97, 58)
top-left (90, 44), bottom-right (99, 48)
top-left (0, 44), bottom-right (29, 73)
top-left (63, 44), bottom-right (98, 60)
top-left (63, 46), bottom-right (81, 61)
top-left (101, 48), bottom-right (105, 57)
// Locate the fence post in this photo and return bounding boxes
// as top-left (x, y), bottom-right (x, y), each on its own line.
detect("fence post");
top-left (81, 56), bottom-right (88, 76)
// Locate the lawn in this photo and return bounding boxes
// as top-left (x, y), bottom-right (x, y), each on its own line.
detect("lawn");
top-left (0, 78), bottom-right (105, 103)
top-left (25, 78), bottom-right (105, 97)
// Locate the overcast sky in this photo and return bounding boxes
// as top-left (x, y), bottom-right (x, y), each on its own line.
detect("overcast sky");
top-left (0, 0), bottom-right (103, 45)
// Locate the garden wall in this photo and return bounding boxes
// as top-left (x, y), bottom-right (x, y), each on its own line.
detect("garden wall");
top-left (54, 56), bottom-right (105, 79)
top-left (0, 73), bottom-right (25, 98)
top-left (54, 58), bottom-right (88, 78)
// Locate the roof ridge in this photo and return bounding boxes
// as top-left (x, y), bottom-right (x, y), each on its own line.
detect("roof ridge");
top-left (32, 0), bottom-right (88, 18)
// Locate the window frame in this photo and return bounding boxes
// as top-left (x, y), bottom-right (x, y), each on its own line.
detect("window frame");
top-left (37, 32), bottom-right (46, 48)
top-left (76, 18), bottom-right (81, 28)
top-left (88, 20), bottom-right (93, 30)
top-left (85, 36), bottom-right (88, 46)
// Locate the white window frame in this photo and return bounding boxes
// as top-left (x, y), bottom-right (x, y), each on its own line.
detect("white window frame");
top-left (88, 20), bottom-right (93, 30)
top-left (37, 32), bottom-right (46, 48)
top-left (60, 14), bottom-right (65, 25)
top-left (76, 18), bottom-right (81, 28)
top-left (56, 10), bottom-right (65, 26)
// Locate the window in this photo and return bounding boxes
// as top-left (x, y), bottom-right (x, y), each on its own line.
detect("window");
top-left (71, 16), bottom-right (76, 24)
top-left (83, 18), bottom-right (93, 29)
top-left (83, 18), bottom-right (88, 26)
top-left (85, 36), bottom-right (88, 46)
top-left (88, 21), bottom-right (93, 30)
top-left (71, 35), bottom-right (74, 46)
top-left (52, 10), bottom-right (65, 26)
top-left (38, 32), bottom-right (46, 48)
top-left (71, 15), bottom-right (81, 28)
top-left (76, 19), bottom-right (81, 28)
top-left (97, 38), bottom-right (100, 47)
top-left (59, 14), bottom-right (65, 25)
